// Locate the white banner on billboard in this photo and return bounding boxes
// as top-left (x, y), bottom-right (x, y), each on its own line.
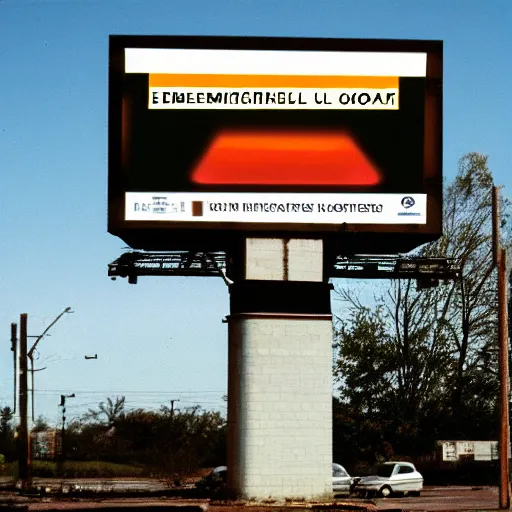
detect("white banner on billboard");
top-left (125, 48), bottom-right (427, 77)
top-left (125, 192), bottom-right (427, 224)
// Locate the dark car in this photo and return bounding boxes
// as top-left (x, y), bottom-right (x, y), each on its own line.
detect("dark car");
top-left (195, 466), bottom-right (227, 496)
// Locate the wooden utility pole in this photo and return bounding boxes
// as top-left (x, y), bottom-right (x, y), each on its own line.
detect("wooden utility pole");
top-left (11, 323), bottom-right (17, 413)
top-left (18, 313), bottom-right (31, 489)
top-left (493, 185), bottom-right (510, 510)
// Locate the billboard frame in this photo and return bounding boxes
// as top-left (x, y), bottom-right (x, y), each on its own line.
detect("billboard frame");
top-left (108, 35), bottom-right (442, 254)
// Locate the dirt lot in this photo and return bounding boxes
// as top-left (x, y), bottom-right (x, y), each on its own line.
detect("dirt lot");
top-left (372, 485), bottom-right (499, 511)
top-left (0, 486), bottom-right (501, 512)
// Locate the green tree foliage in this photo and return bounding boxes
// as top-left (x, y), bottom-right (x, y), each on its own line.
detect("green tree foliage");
top-left (0, 406), bottom-right (15, 460)
top-left (64, 398), bottom-right (226, 476)
top-left (84, 396), bottom-right (126, 427)
top-left (333, 153), bottom-right (508, 462)
top-left (32, 415), bottom-right (50, 433)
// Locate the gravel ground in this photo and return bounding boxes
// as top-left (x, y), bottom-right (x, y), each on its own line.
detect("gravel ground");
top-left (0, 485), bottom-right (502, 511)
top-left (374, 485), bottom-right (499, 511)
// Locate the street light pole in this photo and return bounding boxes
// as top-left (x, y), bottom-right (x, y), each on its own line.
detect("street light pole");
top-left (29, 362), bottom-right (46, 422)
top-left (27, 307), bottom-right (72, 361)
top-left (15, 307), bottom-right (72, 490)
top-left (27, 307), bottom-right (72, 422)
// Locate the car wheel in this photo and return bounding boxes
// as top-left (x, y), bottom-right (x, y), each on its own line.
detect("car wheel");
top-left (379, 485), bottom-right (392, 498)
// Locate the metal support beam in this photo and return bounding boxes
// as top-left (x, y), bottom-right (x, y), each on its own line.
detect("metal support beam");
top-left (332, 254), bottom-right (461, 281)
top-left (108, 251), bottom-right (227, 281)
top-left (108, 251), bottom-right (461, 283)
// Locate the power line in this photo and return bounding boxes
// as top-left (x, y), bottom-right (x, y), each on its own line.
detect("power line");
top-left (35, 388), bottom-right (225, 394)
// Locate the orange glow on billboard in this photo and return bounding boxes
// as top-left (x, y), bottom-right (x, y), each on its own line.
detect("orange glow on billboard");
top-left (191, 130), bottom-right (382, 186)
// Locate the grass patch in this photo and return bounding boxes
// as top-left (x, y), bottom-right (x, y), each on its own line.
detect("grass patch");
top-left (0, 460), bottom-right (150, 479)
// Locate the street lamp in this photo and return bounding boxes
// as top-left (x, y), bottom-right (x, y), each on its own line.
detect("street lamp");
top-left (16, 307), bottom-right (73, 490)
top-left (27, 307), bottom-right (73, 420)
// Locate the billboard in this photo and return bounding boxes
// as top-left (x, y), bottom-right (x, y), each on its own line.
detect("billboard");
top-left (31, 429), bottom-right (62, 460)
top-left (439, 440), bottom-right (500, 462)
top-left (108, 36), bottom-right (442, 253)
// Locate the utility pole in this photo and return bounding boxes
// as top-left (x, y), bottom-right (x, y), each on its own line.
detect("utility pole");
top-left (58, 393), bottom-right (75, 475)
top-left (18, 313), bottom-right (31, 490)
top-left (493, 185), bottom-right (510, 510)
top-left (11, 323), bottom-right (17, 414)
top-left (170, 399), bottom-right (180, 420)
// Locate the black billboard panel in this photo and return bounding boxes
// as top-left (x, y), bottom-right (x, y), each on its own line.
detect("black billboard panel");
top-left (108, 35), bottom-right (442, 254)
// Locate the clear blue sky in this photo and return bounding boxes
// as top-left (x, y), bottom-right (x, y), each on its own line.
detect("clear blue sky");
top-left (1, 0), bottom-right (511, 427)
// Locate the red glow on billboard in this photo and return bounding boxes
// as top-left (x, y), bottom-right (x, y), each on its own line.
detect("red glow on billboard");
top-left (191, 130), bottom-right (382, 186)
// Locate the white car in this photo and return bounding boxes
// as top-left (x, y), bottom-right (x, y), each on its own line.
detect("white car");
top-left (352, 461), bottom-right (423, 498)
top-left (332, 463), bottom-right (353, 495)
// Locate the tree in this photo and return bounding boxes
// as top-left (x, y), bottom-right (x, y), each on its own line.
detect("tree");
top-left (333, 285), bottom-right (454, 457)
top-left (71, 398), bottom-right (227, 473)
top-left (0, 406), bottom-right (15, 460)
top-left (422, 153), bottom-right (509, 436)
top-left (84, 396), bottom-right (126, 428)
top-left (334, 305), bottom-right (395, 417)
top-left (32, 415), bottom-right (50, 433)
top-left (0, 407), bottom-right (13, 435)
top-left (333, 152), bottom-right (509, 458)
top-left (155, 405), bottom-right (227, 473)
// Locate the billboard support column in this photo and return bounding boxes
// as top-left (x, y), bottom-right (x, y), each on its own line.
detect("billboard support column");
top-left (227, 238), bottom-right (333, 500)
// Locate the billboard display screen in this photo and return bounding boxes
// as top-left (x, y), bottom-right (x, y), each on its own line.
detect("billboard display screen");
top-left (108, 35), bottom-right (442, 253)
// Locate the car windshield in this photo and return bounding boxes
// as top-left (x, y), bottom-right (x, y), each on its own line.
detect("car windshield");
top-left (376, 464), bottom-right (395, 477)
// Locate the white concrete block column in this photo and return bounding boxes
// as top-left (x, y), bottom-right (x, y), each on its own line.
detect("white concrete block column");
top-left (245, 238), bottom-right (324, 282)
top-left (227, 238), bottom-right (333, 500)
top-left (227, 314), bottom-right (333, 500)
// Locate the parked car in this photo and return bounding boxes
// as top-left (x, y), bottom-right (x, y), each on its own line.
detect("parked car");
top-left (332, 463), bottom-right (353, 495)
top-left (351, 461), bottom-right (423, 498)
top-left (195, 466), bottom-right (228, 496)
top-left (196, 464), bottom-right (353, 495)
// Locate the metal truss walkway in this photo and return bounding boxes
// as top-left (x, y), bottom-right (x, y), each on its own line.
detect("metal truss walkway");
top-left (108, 251), bottom-right (461, 286)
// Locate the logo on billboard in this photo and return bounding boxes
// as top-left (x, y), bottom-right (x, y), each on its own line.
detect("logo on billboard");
top-left (401, 196), bottom-right (415, 209)
top-left (398, 196), bottom-right (421, 217)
